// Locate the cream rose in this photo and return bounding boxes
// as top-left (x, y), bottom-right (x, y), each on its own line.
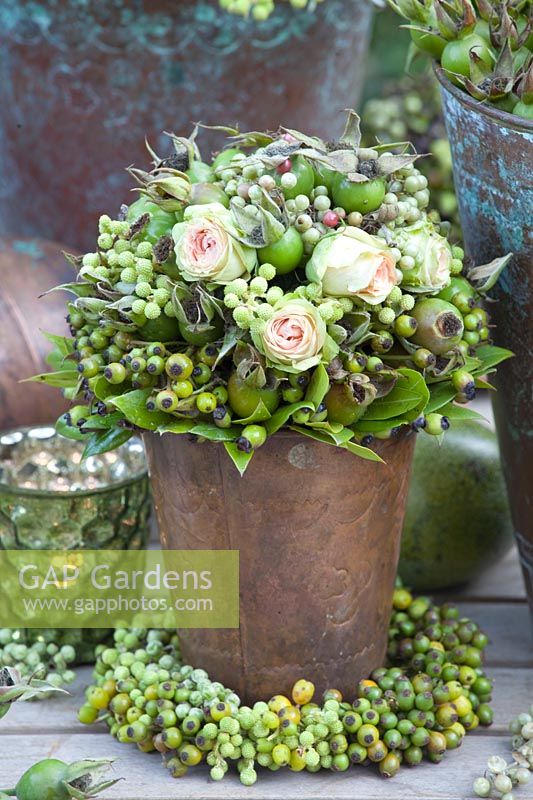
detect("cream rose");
top-left (306, 227), bottom-right (398, 305)
top-left (172, 203), bottom-right (257, 283)
top-left (395, 220), bottom-right (452, 292)
top-left (253, 298), bottom-right (328, 372)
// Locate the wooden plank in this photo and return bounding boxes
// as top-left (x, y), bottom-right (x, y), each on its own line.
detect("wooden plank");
top-left (457, 602), bottom-right (533, 667)
top-left (435, 547), bottom-right (527, 602)
top-left (0, 732), bottom-right (531, 800)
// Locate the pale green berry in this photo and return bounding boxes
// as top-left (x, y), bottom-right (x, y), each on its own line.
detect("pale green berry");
top-left (240, 769), bottom-right (257, 787)
top-left (210, 766), bottom-right (224, 781)
top-left (250, 276), bottom-right (268, 295)
top-left (400, 255), bottom-right (415, 270)
top-left (120, 268), bottom-right (137, 284)
top-left (110, 220), bottom-right (129, 236)
top-left (98, 214), bottom-right (112, 233)
top-left (153, 288), bottom-right (170, 306)
top-left (281, 172), bottom-right (298, 189)
top-left (131, 299), bottom-right (147, 315)
top-left (295, 194), bottom-right (310, 211)
top-left (106, 251), bottom-right (120, 267)
top-left (452, 245), bottom-right (464, 259)
top-left (144, 302), bottom-right (161, 319)
top-left (227, 278), bottom-right (249, 298)
top-left (233, 306), bottom-right (253, 329)
top-left (314, 185), bottom-right (328, 196)
top-left (136, 241), bottom-right (153, 258)
top-left (379, 307), bottom-right (396, 325)
top-left (400, 294), bottom-right (415, 311)
top-left (97, 233), bottom-right (114, 251)
top-left (493, 774), bottom-right (512, 794)
top-left (224, 293), bottom-right (240, 309)
top-left (305, 283), bottom-right (322, 301)
top-left (451, 258), bottom-right (463, 275)
top-left (118, 251), bottom-right (135, 269)
top-left (258, 175), bottom-right (276, 192)
top-left (82, 252), bottom-right (100, 267)
top-left (250, 318), bottom-right (267, 335)
top-left (347, 211), bottom-right (363, 227)
top-left (299, 730), bottom-right (314, 746)
top-left (295, 214), bottom-right (313, 232)
top-left (305, 748), bottom-right (320, 767)
top-left (135, 282), bottom-right (152, 298)
top-left (314, 195), bottom-right (331, 212)
top-left (318, 303), bottom-right (337, 322)
top-left (256, 304), bottom-right (275, 321)
top-left (302, 227), bottom-right (320, 245)
top-left (258, 263), bottom-right (276, 281)
top-left (95, 266), bottom-right (109, 279)
top-left (387, 286), bottom-right (403, 305)
top-left (390, 247), bottom-right (402, 262)
top-left (266, 286), bottom-right (284, 304)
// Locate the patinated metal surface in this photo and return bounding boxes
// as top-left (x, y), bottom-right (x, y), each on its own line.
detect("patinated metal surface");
top-left (144, 430), bottom-right (415, 702)
top-left (0, 238), bottom-right (72, 430)
top-left (437, 70), bottom-right (533, 616)
top-left (0, 0), bottom-right (373, 252)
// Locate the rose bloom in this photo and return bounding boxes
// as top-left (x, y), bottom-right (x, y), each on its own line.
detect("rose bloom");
top-left (395, 220), bottom-right (452, 292)
top-left (255, 299), bottom-right (327, 372)
top-left (306, 227), bottom-right (398, 305)
top-left (172, 203), bottom-right (257, 283)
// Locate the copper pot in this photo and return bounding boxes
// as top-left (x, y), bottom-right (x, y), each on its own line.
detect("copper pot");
top-left (0, 238), bottom-right (72, 430)
top-left (144, 430), bottom-right (415, 702)
top-left (0, 0), bottom-right (373, 252)
top-left (436, 70), bottom-right (533, 616)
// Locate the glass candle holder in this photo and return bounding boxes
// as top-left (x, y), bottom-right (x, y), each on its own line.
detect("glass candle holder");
top-left (0, 426), bottom-right (150, 550)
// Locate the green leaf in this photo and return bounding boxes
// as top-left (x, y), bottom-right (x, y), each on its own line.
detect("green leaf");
top-left (91, 377), bottom-right (125, 401)
top-left (474, 376), bottom-right (496, 390)
top-left (189, 423), bottom-right (240, 442)
top-left (233, 400), bottom-right (272, 425)
top-left (341, 440), bottom-right (384, 463)
top-left (354, 417), bottom-right (409, 433)
top-left (224, 443), bottom-right (254, 476)
top-left (42, 282), bottom-right (95, 298)
top-left (362, 368), bottom-right (429, 421)
top-left (80, 412), bottom-right (125, 431)
top-left (215, 327), bottom-right (239, 367)
top-left (109, 389), bottom-right (170, 430)
top-left (82, 428), bottom-right (133, 459)
top-left (438, 402), bottom-right (487, 421)
top-left (289, 425), bottom-right (354, 446)
top-left (475, 345), bottom-right (514, 371)
top-left (24, 370), bottom-right (80, 388)
top-left (425, 382), bottom-right (457, 413)
top-left (265, 402), bottom-right (311, 436)
top-left (305, 421), bottom-right (353, 445)
top-left (158, 420), bottom-right (196, 434)
top-left (41, 331), bottom-right (74, 370)
top-left (304, 363), bottom-right (330, 410)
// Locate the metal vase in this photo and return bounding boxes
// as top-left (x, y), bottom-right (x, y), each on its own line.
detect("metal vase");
top-left (0, 0), bottom-right (373, 252)
top-left (437, 69), bottom-right (533, 615)
top-left (144, 430), bottom-right (415, 702)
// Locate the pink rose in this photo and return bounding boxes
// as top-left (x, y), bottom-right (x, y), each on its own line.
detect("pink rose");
top-left (254, 299), bottom-right (327, 372)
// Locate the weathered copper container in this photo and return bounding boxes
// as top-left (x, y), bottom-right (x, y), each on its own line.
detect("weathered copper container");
top-left (144, 430), bottom-right (415, 702)
top-left (0, 0), bottom-right (373, 252)
top-left (437, 70), bottom-right (533, 615)
top-left (0, 238), bottom-right (72, 430)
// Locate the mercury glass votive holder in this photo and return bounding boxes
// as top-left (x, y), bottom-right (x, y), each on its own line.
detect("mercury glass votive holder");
top-left (0, 426), bottom-right (151, 550)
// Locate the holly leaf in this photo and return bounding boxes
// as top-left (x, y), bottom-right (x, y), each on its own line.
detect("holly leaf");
top-left (109, 389), bottom-right (170, 430)
top-left (224, 443), bottom-right (254, 476)
top-left (82, 428), bottom-right (133, 459)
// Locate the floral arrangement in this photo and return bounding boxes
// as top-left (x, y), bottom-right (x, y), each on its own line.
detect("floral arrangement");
top-left (218, 0), bottom-right (324, 20)
top-left (388, 0), bottom-right (533, 119)
top-left (361, 77), bottom-right (461, 239)
top-left (35, 112), bottom-right (512, 474)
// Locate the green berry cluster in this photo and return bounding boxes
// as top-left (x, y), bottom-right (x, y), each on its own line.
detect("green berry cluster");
top-left (0, 629), bottom-right (77, 692)
top-left (218, 0), bottom-right (324, 21)
top-left (79, 587), bottom-right (494, 786)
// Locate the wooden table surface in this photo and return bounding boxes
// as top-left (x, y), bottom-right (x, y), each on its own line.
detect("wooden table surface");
top-left (2, 547), bottom-right (532, 800)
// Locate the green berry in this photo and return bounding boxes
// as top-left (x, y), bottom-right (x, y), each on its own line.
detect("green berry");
top-left (165, 354), bottom-right (194, 379)
top-left (196, 392), bottom-right (218, 414)
top-left (144, 302), bottom-right (161, 319)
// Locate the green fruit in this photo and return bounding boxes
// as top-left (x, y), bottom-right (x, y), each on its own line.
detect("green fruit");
top-left (411, 298), bottom-right (464, 354)
top-left (212, 148), bottom-right (241, 170)
top-left (410, 27), bottom-right (445, 58)
top-left (12, 759), bottom-right (70, 800)
top-left (227, 372), bottom-right (281, 419)
top-left (190, 182), bottom-right (230, 208)
top-left (332, 174), bottom-right (386, 215)
top-left (441, 34), bottom-right (493, 80)
top-left (126, 198), bottom-right (177, 244)
top-left (325, 383), bottom-right (365, 426)
top-left (436, 276), bottom-right (474, 304)
top-left (187, 161), bottom-right (215, 184)
top-left (258, 227), bottom-right (304, 274)
top-left (400, 422), bottom-right (513, 590)
top-left (137, 314), bottom-right (181, 342)
top-left (178, 315), bottom-right (224, 345)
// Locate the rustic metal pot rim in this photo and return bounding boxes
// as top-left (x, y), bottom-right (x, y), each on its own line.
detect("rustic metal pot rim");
top-left (0, 424), bottom-right (147, 497)
top-left (435, 67), bottom-right (533, 134)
